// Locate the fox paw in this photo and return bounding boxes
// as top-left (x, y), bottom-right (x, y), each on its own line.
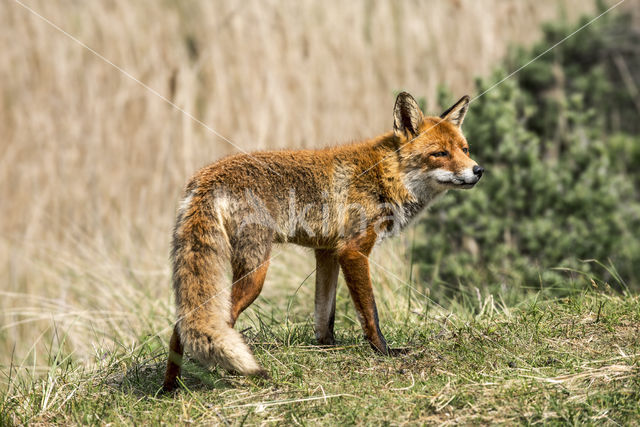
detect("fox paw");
top-left (316, 336), bottom-right (336, 346)
top-left (161, 379), bottom-right (180, 393)
top-left (388, 347), bottom-right (411, 356)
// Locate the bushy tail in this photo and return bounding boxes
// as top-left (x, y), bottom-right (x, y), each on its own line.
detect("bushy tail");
top-left (171, 194), bottom-right (265, 376)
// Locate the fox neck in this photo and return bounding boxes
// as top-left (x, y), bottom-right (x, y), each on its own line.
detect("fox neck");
top-left (375, 139), bottom-right (447, 231)
top-left (397, 170), bottom-right (447, 230)
top-left (401, 168), bottom-right (447, 206)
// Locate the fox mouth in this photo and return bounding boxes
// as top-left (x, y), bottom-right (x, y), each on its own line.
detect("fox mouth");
top-left (455, 182), bottom-right (476, 188)
top-left (437, 178), bottom-right (479, 188)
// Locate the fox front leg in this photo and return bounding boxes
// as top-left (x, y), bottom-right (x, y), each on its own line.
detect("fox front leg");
top-left (314, 249), bottom-right (340, 345)
top-left (337, 238), bottom-right (390, 355)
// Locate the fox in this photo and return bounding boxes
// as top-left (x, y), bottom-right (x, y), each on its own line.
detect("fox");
top-left (162, 92), bottom-right (484, 391)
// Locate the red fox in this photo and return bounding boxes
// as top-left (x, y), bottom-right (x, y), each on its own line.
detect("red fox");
top-left (163, 92), bottom-right (483, 390)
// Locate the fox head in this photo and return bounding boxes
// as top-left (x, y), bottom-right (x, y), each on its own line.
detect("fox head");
top-left (393, 92), bottom-right (484, 200)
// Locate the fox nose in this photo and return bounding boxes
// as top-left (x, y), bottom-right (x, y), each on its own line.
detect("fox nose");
top-left (473, 165), bottom-right (484, 177)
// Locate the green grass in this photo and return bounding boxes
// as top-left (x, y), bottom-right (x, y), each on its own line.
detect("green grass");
top-left (1, 290), bottom-right (638, 425)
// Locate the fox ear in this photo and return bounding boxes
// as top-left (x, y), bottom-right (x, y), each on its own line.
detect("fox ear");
top-left (393, 92), bottom-right (423, 139)
top-left (440, 95), bottom-right (470, 127)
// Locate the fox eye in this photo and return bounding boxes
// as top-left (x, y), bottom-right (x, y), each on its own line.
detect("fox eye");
top-left (462, 147), bottom-right (469, 154)
top-left (431, 151), bottom-right (449, 158)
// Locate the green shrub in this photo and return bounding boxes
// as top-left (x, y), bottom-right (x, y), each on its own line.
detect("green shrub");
top-left (414, 5), bottom-right (640, 302)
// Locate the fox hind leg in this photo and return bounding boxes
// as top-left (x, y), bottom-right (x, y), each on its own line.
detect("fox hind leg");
top-left (162, 325), bottom-right (184, 392)
top-left (229, 232), bottom-right (272, 327)
top-left (314, 249), bottom-right (339, 345)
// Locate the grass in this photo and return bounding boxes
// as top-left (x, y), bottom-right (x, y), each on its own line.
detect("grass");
top-left (2, 289), bottom-right (638, 425)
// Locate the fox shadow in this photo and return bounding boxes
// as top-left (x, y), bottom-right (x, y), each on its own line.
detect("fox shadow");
top-left (110, 355), bottom-right (239, 397)
top-left (110, 334), bottom-right (412, 398)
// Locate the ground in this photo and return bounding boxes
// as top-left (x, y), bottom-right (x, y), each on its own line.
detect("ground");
top-left (2, 292), bottom-right (638, 425)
